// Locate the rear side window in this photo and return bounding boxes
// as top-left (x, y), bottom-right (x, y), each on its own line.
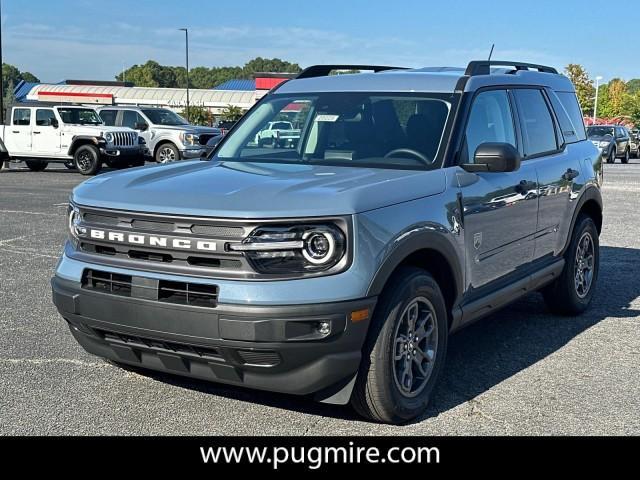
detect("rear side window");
top-left (555, 92), bottom-right (586, 142)
top-left (13, 108), bottom-right (31, 126)
top-left (513, 89), bottom-right (558, 157)
top-left (36, 109), bottom-right (56, 126)
top-left (464, 89), bottom-right (516, 163)
top-left (99, 110), bottom-right (118, 126)
top-left (122, 110), bottom-right (145, 129)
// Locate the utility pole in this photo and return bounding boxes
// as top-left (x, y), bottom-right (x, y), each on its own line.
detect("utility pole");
top-left (593, 76), bottom-right (603, 123)
top-left (0, 0), bottom-right (4, 124)
top-left (179, 28), bottom-right (189, 122)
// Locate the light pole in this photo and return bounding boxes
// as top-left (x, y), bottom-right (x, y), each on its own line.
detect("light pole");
top-left (179, 28), bottom-right (190, 122)
top-left (0, 0), bottom-right (4, 125)
top-left (593, 76), bottom-right (603, 123)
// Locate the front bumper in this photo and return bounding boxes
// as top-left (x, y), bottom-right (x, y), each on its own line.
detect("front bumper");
top-left (180, 147), bottom-right (206, 159)
top-left (100, 146), bottom-right (148, 159)
top-left (51, 275), bottom-right (375, 402)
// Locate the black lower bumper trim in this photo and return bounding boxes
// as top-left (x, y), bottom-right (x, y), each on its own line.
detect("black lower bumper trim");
top-left (52, 276), bottom-right (376, 400)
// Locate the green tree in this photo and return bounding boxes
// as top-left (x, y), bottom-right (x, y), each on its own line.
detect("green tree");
top-left (178, 105), bottom-right (211, 126)
top-left (2, 63), bottom-right (40, 89)
top-left (564, 64), bottom-right (595, 116)
top-left (115, 57), bottom-right (300, 89)
top-left (221, 105), bottom-right (244, 121)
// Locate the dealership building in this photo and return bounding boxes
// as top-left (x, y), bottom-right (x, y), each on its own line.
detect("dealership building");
top-left (13, 73), bottom-right (295, 115)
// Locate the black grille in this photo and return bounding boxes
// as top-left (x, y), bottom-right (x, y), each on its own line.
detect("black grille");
top-left (131, 219), bottom-right (174, 232)
top-left (190, 225), bottom-right (244, 237)
top-left (82, 269), bottom-right (132, 297)
top-left (82, 209), bottom-right (245, 238)
top-left (158, 280), bottom-right (218, 308)
top-left (83, 213), bottom-right (119, 226)
top-left (237, 350), bottom-right (281, 366)
top-left (82, 269), bottom-right (219, 308)
top-left (198, 134), bottom-right (216, 145)
top-left (98, 329), bottom-right (223, 362)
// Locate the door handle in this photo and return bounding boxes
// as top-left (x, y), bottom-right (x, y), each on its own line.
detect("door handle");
top-left (563, 168), bottom-right (579, 181)
top-left (12, 131), bottom-right (19, 134)
top-left (33, 131), bottom-right (41, 134)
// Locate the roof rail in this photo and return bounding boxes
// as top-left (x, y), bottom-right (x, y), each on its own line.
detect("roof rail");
top-left (296, 64), bottom-right (406, 79)
top-left (465, 60), bottom-right (558, 76)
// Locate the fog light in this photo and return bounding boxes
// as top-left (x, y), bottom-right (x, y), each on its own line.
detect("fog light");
top-left (317, 321), bottom-right (331, 336)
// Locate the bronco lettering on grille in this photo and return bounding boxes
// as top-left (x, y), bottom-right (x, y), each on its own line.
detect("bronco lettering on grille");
top-left (87, 229), bottom-right (217, 252)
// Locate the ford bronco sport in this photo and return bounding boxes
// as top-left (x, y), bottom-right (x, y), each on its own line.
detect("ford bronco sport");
top-left (52, 61), bottom-right (603, 423)
top-left (0, 104), bottom-right (147, 175)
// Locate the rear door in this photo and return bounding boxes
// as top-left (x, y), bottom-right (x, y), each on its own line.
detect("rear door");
top-left (458, 89), bottom-right (539, 291)
top-left (32, 108), bottom-right (62, 153)
top-left (5, 107), bottom-right (33, 154)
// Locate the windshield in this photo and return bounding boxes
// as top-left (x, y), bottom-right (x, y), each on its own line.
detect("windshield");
top-left (141, 108), bottom-right (189, 126)
top-left (58, 108), bottom-right (102, 125)
top-left (587, 126), bottom-right (614, 137)
top-left (215, 92), bottom-right (452, 170)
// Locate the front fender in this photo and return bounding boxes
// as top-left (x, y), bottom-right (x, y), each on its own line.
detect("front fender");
top-left (68, 136), bottom-right (105, 156)
top-left (366, 224), bottom-right (464, 306)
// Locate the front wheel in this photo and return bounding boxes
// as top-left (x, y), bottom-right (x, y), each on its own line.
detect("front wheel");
top-left (351, 267), bottom-right (448, 424)
top-left (0, 159), bottom-right (10, 172)
top-left (74, 145), bottom-right (101, 175)
top-left (63, 160), bottom-right (75, 170)
top-left (25, 160), bottom-right (48, 171)
top-left (543, 214), bottom-right (599, 315)
top-left (606, 148), bottom-right (616, 164)
top-left (155, 143), bottom-right (179, 163)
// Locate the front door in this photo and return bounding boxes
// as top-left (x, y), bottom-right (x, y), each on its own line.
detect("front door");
top-left (32, 109), bottom-right (62, 154)
top-left (457, 89), bottom-right (539, 291)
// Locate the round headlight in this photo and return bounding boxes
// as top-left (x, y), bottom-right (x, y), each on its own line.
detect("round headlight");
top-left (105, 133), bottom-right (114, 143)
top-left (302, 230), bottom-right (336, 264)
top-left (68, 205), bottom-right (85, 239)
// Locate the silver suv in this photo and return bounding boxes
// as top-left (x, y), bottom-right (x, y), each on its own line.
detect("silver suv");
top-left (53, 61), bottom-right (603, 423)
top-left (97, 106), bottom-right (221, 163)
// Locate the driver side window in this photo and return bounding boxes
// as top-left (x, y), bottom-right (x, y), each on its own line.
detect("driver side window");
top-left (464, 90), bottom-right (516, 163)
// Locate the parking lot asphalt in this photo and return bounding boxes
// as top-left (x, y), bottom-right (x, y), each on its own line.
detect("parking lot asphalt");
top-left (0, 161), bottom-right (638, 436)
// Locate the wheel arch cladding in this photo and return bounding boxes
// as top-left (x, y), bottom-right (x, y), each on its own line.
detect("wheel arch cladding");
top-left (562, 186), bottom-right (603, 254)
top-left (367, 231), bottom-right (462, 329)
top-left (68, 137), bottom-right (100, 156)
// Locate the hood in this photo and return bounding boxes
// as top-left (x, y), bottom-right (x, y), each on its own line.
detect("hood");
top-left (588, 135), bottom-right (613, 142)
top-left (65, 125), bottom-right (135, 136)
top-left (152, 124), bottom-right (221, 135)
top-left (72, 161), bottom-right (446, 218)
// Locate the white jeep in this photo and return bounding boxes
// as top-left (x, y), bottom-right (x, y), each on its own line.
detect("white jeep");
top-left (0, 104), bottom-right (148, 175)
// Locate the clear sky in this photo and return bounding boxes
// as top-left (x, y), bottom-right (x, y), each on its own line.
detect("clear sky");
top-left (1, 0), bottom-right (633, 83)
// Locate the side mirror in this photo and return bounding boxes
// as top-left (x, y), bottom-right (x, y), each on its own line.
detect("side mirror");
top-left (135, 122), bottom-right (148, 131)
top-left (51, 119), bottom-right (59, 129)
top-left (462, 142), bottom-right (521, 173)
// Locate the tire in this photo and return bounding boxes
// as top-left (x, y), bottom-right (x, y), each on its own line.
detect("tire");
top-left (155, 143), bottom-right (179, 163)
top-left (606, 148), bottom-right (615, 164)
top-left (74, 145), bottom-right (101, 176)
top-left (63, 160), bottom-right (75, 170)
top-left (351, 267), bottom-right (448, 424)
top-left (257, 138), bottom-right (266, 148)
top-left (25, 160), bottom-right (48, 171)
top-left (621, 148), bottom-right (630, 164)
top-left (0, 159), bottom-right (9, 172)
top-left (543, 214), bottom-right (599, 315)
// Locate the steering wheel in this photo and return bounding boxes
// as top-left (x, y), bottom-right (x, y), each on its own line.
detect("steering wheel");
top-left (384, 148), bottom-right (431, 166)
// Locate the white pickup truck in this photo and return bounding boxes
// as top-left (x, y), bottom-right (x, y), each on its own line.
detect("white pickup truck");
top-left (0, 104), bottom-right (147, 175)
top-left (255, 121), bottom-right (301, 148)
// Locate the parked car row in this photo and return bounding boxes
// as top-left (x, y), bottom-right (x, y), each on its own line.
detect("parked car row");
top-left (586, 124), bottom-right (639, 163)
top-left (0, 103), bottom-right (227, 175)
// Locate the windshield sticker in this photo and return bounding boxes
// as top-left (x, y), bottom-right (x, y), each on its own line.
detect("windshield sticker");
top-left (315, 114), bottom-right (339, 122)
